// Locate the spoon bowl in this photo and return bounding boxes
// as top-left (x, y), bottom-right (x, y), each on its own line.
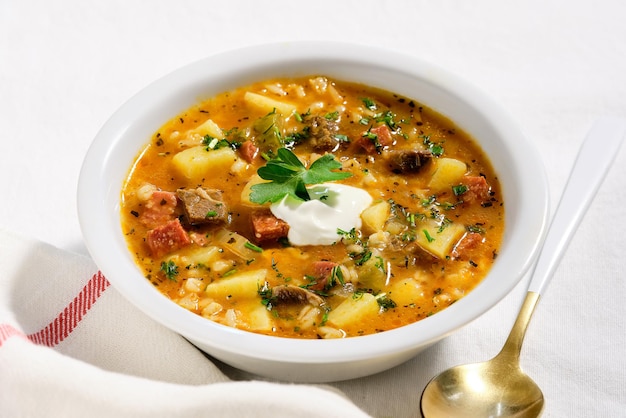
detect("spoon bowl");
top-left (422, 293), bottom-right (544, 417)
top-left (422, 361), bottom-right (544, 417)
top-left (420, 117), bottom-right (626, 417)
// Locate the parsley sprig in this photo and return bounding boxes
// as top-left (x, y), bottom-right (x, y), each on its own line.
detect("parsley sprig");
top-left (249, 148), bottom-right (352, 204)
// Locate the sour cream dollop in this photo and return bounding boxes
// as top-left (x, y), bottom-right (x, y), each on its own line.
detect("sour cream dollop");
top-left (270, 183), bottom-right (373, 246)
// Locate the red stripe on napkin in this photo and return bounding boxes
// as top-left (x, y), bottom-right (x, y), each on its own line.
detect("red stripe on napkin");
top-left (0, 271), bottom-right (110, 348)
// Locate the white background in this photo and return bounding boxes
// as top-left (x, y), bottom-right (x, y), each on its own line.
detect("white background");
top-left (2, 1), bottom-right (625, 416)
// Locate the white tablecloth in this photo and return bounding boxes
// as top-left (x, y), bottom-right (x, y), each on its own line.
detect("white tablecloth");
top-left (2, 1), bottom-right (625, 416)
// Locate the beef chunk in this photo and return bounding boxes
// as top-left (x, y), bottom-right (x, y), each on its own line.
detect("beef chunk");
top-left (250, 209), bottom-right (289, 242)
top-left (309, 115), bottom-right (344, 152)
top-left (271, 285), bottom-right (324, 306)
top-left (385, 149), bottom-right (432, 174)
top-left (176, 187), bottom-right (228, 225)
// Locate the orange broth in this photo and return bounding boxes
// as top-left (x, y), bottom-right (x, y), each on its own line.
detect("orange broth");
top-left (120, 76), bottom-right (504, 339)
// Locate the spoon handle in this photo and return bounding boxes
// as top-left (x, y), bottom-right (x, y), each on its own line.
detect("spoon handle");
top-left (528, 117), bottom-right (626, 295)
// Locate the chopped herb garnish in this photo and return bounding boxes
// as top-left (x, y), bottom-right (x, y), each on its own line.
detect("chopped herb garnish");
top-left (440, 201), bottom-right (458, 210)
top-left (421, 195), bottom-right (437, 207)
top-left (361, 97), bottom-right (377, 111)
top-left (222, 269), bottom-right (237, 277)
top-left (271, 258), bottom-right (283, 278)
top-left (202, 135), bottom-right (241, 151)
top-left (337, 228), bottom-right (372, 265)
top-left (354, 249), bottom-right (373, 266)
top-left (258, 281), bottom-right (275, 310)
top-left (376, 294), bottom-right (397, 311)
top-left (160, 260), bottom-right (179, 281)
top-left (467, 224), bottom-right (485, 234)
top-left (422, 135), bottom-right (444, 156)
top-left (320, 306), bottom-right (331, 325)
top-left (352, 291), bottom-right (365, 300)
top-left (334, 134), bottom-right (349, 143)
top-left (284, 126), bottom-right (310, 146)
top-left (325, 111), bottom-right (339, 120)
top-left (374, 110), bottom-right (398, 130)
top-left (452, 184), bottom-right (468, 196)
top-left (423, 229), bottom-right (435, 243)
top-left (337, 227), bottom-right (361, 245)
top-left (438, 217), bottom-right (453, 233)
top-left (244, 241), bottom-right (263, 253)
top-left (374, 256), bottom-right (386, 273)
top-left (294, 109), bottom-right (311, 123)
top-left (402, 230), bottom-right (417, 242)
top-left (362, 127), bottom-right (383, 153)
top-left (328, 265), bottom-right (346, 289)
top-left (201, 135), bottom-right (219, 149)
top-left (205, 210), bottom-right (218, 218)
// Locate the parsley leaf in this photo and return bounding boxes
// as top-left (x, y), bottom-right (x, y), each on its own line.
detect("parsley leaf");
top-left (249, 148), bottom-right (352, 204)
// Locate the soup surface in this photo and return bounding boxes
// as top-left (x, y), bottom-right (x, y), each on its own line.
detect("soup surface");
top-left (121, 76), bottom-right (504, 339)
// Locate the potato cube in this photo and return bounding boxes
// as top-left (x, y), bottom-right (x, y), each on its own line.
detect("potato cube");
top-left (245, 302), bottom-right (274, 331)
top-left (188, 118), bottom-right (225, 140)
top-left (244, 91), bottom-right (297, 116)
top-left (428, 157), bottom-right (467, 193)
top-left (387, 278), bottom-right (426, 307)
top-left (361, 200), bottom-right (391, 234)
top-left (327, 293), bottom-right (378, 328)
top-left (179, 245), bottom-right (221, 267)
top-left (414, 218), bottom-right (466, 259)
top-left (172, 146), bottom-right (237, 182)
top-left (205, 269), bottom-right (268, 301)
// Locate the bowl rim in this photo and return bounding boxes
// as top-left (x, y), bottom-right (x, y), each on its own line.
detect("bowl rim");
top-left (78, 41), bottom-right (549, 365)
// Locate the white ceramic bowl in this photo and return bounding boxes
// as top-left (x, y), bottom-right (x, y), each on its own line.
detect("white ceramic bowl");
top-left (78, 41), bottom-right (548, 383)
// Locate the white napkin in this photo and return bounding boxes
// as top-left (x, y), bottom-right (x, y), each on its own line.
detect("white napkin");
top-left (0, 228), bottom-right (370, 417)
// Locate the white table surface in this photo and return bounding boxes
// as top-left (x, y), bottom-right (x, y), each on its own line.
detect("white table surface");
top-left (2, 0), bottom-right (626, 416)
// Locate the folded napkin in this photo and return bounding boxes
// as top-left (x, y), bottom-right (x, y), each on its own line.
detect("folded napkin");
top-left (0, 228), bottom-right (370, 417)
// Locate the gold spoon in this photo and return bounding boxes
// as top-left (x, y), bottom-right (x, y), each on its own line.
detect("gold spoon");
top-left (421, 117), bottom-right (626, 418)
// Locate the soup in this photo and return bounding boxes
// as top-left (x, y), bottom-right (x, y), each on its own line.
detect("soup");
top-left (120, 76), bottom-right (504, 339)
